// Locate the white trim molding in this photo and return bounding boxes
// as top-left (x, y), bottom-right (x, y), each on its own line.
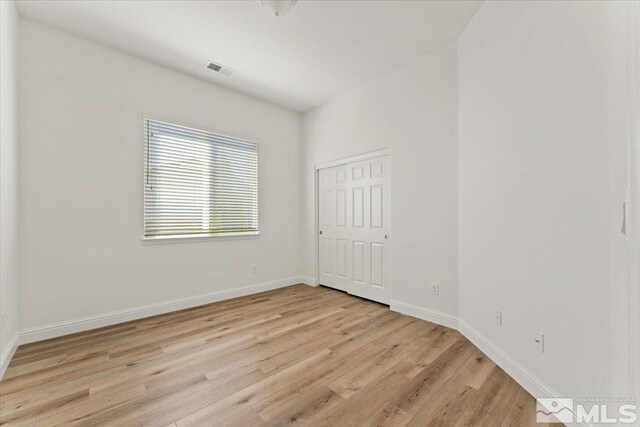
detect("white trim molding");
top-left (458, 319), bottom-right (560, 400)
top-left (390, 300), bottom-right (458, 329)
top-left (19, 276), bottom-right (306, 345)
top-left (300, 276), bottom-right (319, 287)
top-left (457, 320), bottom-right (595, 426)
top-left (627, 0), bottom-right (640, 403)
top-left (314, 147), bottom-right (390, 170)
top-left (389, 303), bottom-right (575, 423)
top-left (0, 332), bottom-right (19, 381)
top-left (4, 277), bottom-right (584, 427)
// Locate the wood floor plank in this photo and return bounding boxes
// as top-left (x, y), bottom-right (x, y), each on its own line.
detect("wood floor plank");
top-left (404, 326), bottom-right (461, 379)
top-left (453, 366), bottom-right (523, 426)
top-left (174, 350), bottom-right (335, 426)
top-left (0, 284), bottom-right (541, 426)
top-left (327, 320), bottom-right (421, 399)
top-left (311, 361), bottom-right (418, 426)
top-left (256, 385), bottom-right (343, 425)
top-left (404, 378), bottom-right (476, 427)
top-left (366, 402), bottom-right (413, 427)
top-left (501, 387), bottom-right (541, 427)
top-left (396, 338), bottom-right (477, 416)
top-left (460, 349), bottom-right (497, 390)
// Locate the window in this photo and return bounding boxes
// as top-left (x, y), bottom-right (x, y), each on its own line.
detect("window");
top-left (144, 118), bottom-right (258, 239)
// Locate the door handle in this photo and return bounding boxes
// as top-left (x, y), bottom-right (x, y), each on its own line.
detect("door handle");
top-left (385, 234), bottom-right (389, 240)
top-left (319, 230), bottom-right (323, 235)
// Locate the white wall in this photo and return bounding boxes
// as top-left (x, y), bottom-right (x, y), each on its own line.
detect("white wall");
top-left (302, 43), bottom-right (458, 319)
top-left (629, 0), bottom-right (640, 403)
top-left (0, 0), bottom-right (20, 371)
top-left (458, 0), bottom-right (630, 399)
top-left (18, 20), bottom-right (303, 336)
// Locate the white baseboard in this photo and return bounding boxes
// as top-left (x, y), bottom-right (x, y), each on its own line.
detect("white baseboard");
top-left (300, 276), bottom-right (318, 287)
top-left (6, 278), bottom-right (575, 427)
top-left (390, 302), bottom-right (572, 424)
top-left (458, 319), bottom-right (560, 400)
top-left (0, 332), bottom-right (19, 381)
top-left (458, 320), bottom-right (587, 426)
top-left (390, 300), bottom-right (458, 329)
top-left (19, 276), bottom-right (306, 345)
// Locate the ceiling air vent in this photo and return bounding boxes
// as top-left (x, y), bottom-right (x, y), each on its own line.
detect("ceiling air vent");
top-left (206, 61), bottom-right (234, 76)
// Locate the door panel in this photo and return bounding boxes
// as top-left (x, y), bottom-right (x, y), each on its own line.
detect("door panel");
top-left (371, 243), bottom-right (384, 287)
top-left (336, 189), bottom-right (347, 227)
top-left (347, 156), bottom-right (390, 303)
top-left (322, 191), bottom-right (332, 226)
top-left (371, 160), bottom-right (384, 178)
top-left (370, 185), bottom-right (383, 228)
top-left (322, 238), bottom-right (332, 274)
top-left (336, 239), bottom-right (347, 278)
top-left (353, 187), bottom-right (364, 228)
top-left (318, 156), bottom-right (390, 303)
top-left (353, 241), bottom-right (364, 283)
top-left (352, 165), bottom-right (365, 181)
top-left (318, 166), bottom-right (349, 292)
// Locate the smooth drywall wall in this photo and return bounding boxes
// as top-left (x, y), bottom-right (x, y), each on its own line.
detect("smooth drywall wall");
top-left (458, 0), bottom-right (630, 398)
top-left (0, 0), bottom-right (20, 369)
top-left (629, 0), bottom-right (640, 402)
top-left (19, 20), bottom-right (303, 333)
top-left (302, 43), bottom-right (458, 317)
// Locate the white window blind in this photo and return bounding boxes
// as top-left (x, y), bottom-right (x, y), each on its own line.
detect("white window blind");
top-left (144, 118), bottom-right (258, 238)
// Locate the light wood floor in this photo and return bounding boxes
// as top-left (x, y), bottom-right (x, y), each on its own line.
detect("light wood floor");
top-left (0, 285), bottom-right (550, 426)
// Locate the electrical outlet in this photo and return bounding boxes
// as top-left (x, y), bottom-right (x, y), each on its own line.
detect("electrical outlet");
top-left (431, 284), bottom-right (439, 296)
top-left (252, 265), bottom-right (258, 274)
top-left (495, 310), bottom-right (502, 326)
top-left (534, 330), bottom-right (544, 353)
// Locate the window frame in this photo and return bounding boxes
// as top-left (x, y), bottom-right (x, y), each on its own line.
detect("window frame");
top-left (141, 114), bottom-right (260, 242)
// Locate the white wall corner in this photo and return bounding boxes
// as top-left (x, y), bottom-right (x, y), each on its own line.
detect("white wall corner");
top-left (0, 332), bottom-right (19, 381)
top-left (457, 321), bottom-right (597, 426)
top-left (391, 302), bottom-right (580, 425)
top-left (390, 300), bottom-right (458, 330)
top-left (458, 320), bottom-right (560, 399)
top-left (300, 276), bottom-right (318, 287)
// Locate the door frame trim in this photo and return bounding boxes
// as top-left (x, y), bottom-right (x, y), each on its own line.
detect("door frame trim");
top-left (314, 147), bottom-right (390, 171)
top-left (313, 147), bottom-right (391, 297)
top-left (626, 0), bottom-right (640, 401)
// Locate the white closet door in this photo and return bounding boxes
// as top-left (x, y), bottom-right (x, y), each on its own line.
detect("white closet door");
top-left (318, 165), bottom-right (350, 292)
top-left (346, 157), bottom-right (390, 303)
top-left (318, 156), bottom-right (390, 304)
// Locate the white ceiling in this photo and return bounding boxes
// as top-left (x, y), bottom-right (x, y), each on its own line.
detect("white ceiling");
top-left (17, 0), bottom-right (482, 112)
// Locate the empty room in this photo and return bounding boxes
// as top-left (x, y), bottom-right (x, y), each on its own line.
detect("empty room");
top-left (0, 0), bottom-right (638, 425)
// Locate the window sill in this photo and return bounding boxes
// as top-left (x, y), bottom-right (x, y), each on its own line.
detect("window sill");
top-left (142, 231), bottom-right (259, 244)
